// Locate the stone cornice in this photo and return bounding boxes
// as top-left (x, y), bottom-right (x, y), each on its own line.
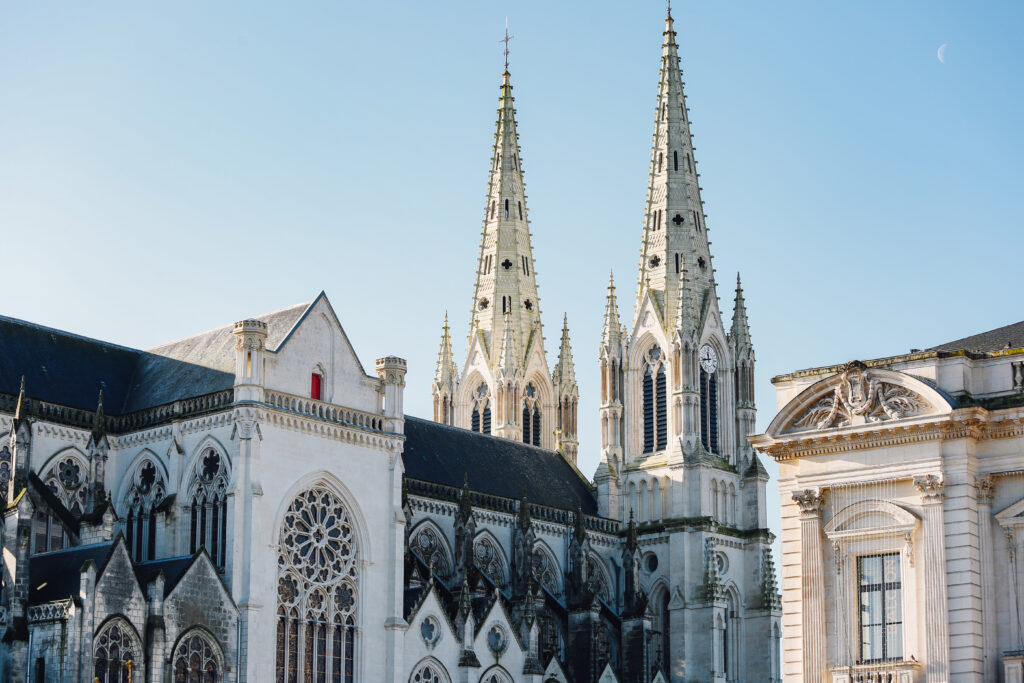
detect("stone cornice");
top-left (754, 407), bottom-right (1024, 461)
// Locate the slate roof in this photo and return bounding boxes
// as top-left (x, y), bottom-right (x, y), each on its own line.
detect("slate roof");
top-left (928, 320), bottom-right (1024, 353)
top-left (134, 555), bottom-right (199, 596)
top-left (402, 416), bottom-right (597, 514)
top-left (0, 301), bottom-right (311, 414)
top-left (29, 542), bottom-right (115, 605)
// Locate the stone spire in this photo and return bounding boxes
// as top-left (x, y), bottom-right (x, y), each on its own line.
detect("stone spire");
top-left (730, 273), bottom-right (752, 348)
top-left (432, 313), bottom-right (459, 425)
top-left (601, 272), bottom-right (622, 353)
top-left (637, 6), bottom-right (715, 325)
top-left (469, 68), bottom-right (545, 367)
top-left (552, 315), bottom-right (576, 389)
top-left (552, 314), bottom-right (579, 462)
top-left (91, 390), bottom-right (106, 445)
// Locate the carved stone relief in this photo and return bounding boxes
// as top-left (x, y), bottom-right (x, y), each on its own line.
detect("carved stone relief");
top-left (791, 361), bottom-right (929, 431)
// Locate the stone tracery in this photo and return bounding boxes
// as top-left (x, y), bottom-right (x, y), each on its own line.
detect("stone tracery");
top-left (275, 485), bottom-right (358, 683)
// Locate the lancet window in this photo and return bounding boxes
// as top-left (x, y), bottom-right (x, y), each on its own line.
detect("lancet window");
top-left (410, 660), bottom-right (449, 683)
top-left (521, 383), bottom-right (541, 447)
top-left (642, 346), bottom-right (668, 453)
top-left (532, 545), bottom-right (559, 595)
top-left (185, 448), bottom-right (229, 568)
top-left (471, 384), bottom-right (492, 435)
top-left (172, 630), bottom-right (223, 683)
top-left (93, 618), bottom-right (139, 683)
top-left (123, 460), bottom-right (166, 563)
top-left (42, 453), bottom-right (88, 517)
top-left (700, 368), bottom-right (719, 454)
top-left (410, 524), bottom-right (452, 581)
top-left (275, 485), bottom-right (359, 683)
top-left (648, 587), bottom-right (671, 676)
top-left (0, 445), bottom-right (10, 496)
top-left (586, 555), bottom-right (611, 603)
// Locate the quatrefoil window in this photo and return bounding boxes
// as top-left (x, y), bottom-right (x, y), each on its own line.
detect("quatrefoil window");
top-left (501, 259), bottom-right (513, 270)
top-left (672, 213), bottom-right (684, 225)
top-left (201, 451), bottom-right (221, 481)
top-left (649, 256), bottom-right (661, 267)
top-left (479, 298), bottom-right (490, 310)
top-left (524, 299), bottom-right (533, 311)
top-left (138, 462), bottom-right (156, 493)
top-left (698, 257), bottom-right (706, 269)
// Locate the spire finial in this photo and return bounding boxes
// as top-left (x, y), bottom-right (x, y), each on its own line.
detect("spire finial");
top-left (500, 18), bottom-right (514, 72)
top-left (667, 0), bottom-right (672, 19)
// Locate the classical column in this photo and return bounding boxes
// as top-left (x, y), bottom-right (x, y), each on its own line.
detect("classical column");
top-left (914, 474), bottom-right (950, 683)
top-left (976, 476), bottom-right (998, 682)
top-left (793, 489), bottom-right (827, 683)
top-left (1007, 526), bottom-right (1023, 655)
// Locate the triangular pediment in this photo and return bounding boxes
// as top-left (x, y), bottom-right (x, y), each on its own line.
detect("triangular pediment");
top-left (767, 363), bottom-right (953, 436)
top-left (996, 497), bottom-right (1024, 526)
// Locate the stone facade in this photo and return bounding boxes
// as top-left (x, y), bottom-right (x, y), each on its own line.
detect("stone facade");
top-left (751, 330), bottom-right (1024, 683)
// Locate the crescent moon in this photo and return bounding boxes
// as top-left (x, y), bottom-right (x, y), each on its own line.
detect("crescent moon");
top-left (937, 43), bottom-right (948, 64)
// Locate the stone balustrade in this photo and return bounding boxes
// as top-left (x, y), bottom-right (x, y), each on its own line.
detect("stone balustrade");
top-left (263, 389), bottom-right (386, 433)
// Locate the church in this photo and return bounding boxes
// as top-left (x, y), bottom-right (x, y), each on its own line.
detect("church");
top-left (0, 9), bottom-right (779, 683)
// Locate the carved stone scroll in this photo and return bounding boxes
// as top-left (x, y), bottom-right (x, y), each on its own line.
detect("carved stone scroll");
top-left (792, 361), bottom-right (928, 431)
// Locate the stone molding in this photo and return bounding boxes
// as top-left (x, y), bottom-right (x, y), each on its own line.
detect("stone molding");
top-left (913, 474), bottom-right (944, 503)
top-left (792, 489), bottom-right (826, 519)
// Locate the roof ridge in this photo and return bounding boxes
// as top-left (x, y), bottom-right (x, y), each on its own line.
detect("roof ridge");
top-left (403, 414), bottom-right (558, 455)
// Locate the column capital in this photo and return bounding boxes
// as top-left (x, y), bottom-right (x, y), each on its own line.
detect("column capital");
top-left (791, 488), bottom-right (826, 519)
top-left (913, 474), bottom-right (944, 503)
top-left (975, 474), bottom-right (995, 504)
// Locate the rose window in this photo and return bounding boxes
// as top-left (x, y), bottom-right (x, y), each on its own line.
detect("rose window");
top-left (281, 488), bottom-right (355, 583)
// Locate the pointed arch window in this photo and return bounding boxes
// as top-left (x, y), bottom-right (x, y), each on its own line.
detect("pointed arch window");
top-left (700, 367), bottom-right (719, 455)
top-left (185, 448), bottom-right (229, 569)
top-left (471, 384), bottom-right (491, 435)
top-left (275, 486), bottom-right (358, 683)
top-left (42, 454), bottom-right (87, 518)
top-left (123, 461), bottom-right (166, 563)
top-left (93, 619), bottom-right (139, 683)
top-left (173, 630), bottom-right (223, 683)
top-left (522, 383), bottom-right (541, 447)
top-left (643, 346), bottom-right (668, 453)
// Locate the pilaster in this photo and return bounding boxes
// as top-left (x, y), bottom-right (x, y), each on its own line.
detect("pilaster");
top-left (914, 474), bottom-right (951, 683)
top-left (792, 489), bottom-right (826, 683)
top-left (976, 475), bottom-right (997, 681)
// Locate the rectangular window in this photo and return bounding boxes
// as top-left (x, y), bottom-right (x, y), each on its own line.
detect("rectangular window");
top-left (311, 373), bottom-right (322, 400)
top-left (858, 553), bottom-right (903, 663)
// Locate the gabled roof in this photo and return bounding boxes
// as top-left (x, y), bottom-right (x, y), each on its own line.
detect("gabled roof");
top-left (401, 417), bottom-right (597, 514)
top-left (0, 299), bottom-right (314, 414)
top-left (928, 320), bottom-right (1024, 353)
top-left (134, 555), bottom-right (196, 596)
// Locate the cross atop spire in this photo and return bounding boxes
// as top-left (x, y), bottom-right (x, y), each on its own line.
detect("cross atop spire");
top-left (500, 18), bottom-right (514, 72)
top-left (667, 0), bottom-right (672, 19)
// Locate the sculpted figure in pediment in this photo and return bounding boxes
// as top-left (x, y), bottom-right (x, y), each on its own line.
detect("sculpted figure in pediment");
top-left (793, 361), bottom-right (929, 431)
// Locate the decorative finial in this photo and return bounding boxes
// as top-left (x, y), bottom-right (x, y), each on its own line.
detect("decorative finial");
top-left (667, 0), bottom-right (672, 19)
top-left (500, 18), bottom-right (514, 72)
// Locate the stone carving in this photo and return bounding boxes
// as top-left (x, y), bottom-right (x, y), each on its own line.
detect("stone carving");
top-left (791, 489), bottom-right (826, 517)
top-left (913, 474), bottom-right (944, 502)
top-left (793, 361), bottom-right (928, 431)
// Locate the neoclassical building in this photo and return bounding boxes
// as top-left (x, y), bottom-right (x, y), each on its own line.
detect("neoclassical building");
top-left (751, 322), bottom-right (1024, 683)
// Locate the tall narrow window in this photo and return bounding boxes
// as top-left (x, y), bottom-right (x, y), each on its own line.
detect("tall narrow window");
top-left (504, 199), bottom-right (509, 218)
top-left (658, 153), bottom-right (663, 173)
top-left (675, 253), bottom-right (680, 273)
top-left (472, 384), bottom-right (491, 435)
top-left (522, 383), bottom-right (541, 447)
top-left (490, 201), bottom-right (495, 219)
top-left (858, 554), bottom-right (903, 663)
top-left (186, 449), bottom-right (229, 569)
top-left (482, 406), bottom-right (491, 434)
top-left (673, 150), bottom-right (679, 171)
top-left (122, 460), bottom-right (165, 562)
top-left (642, 346), bottom-right (667, 453)
top-left (522, 404), bottom-right (532, 445)
top-left (700, 369), bottom-right (719, 454)
top-left (687, 153), bottom-right (693, 172)
top-left (472, 408), bottom-right (480, 433)
top-left (517, 201), bottom-right (522, 219)
top-left (532, 408), bottom-right (541, 447)
top-left (311, 372), bottom-right (322, 400)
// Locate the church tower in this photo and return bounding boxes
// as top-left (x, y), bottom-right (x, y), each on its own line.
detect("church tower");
top-left (594, 7), bottom-right (780, 679)
top-left (432, 60), bottom-right (577, 458)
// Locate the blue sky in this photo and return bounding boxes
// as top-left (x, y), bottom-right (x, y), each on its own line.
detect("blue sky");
top-left (2, 2), bottom-right (1021, 538)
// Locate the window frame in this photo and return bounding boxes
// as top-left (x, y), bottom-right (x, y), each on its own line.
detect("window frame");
top-left (856, 552), bottom-right (903, 664)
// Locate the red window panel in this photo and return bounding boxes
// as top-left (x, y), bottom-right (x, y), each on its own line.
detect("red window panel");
top-left (311, 373), bottom-right (322, 400)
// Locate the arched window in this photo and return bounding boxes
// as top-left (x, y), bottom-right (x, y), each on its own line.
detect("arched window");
top-left (173, 630), bottom-right (223, 683)
top-left (643, 346), bottom-right (668, 453)
top-left (522, 383), bottom-right (541, 447)
top-left (275, 485), bottom-right (358, 683)
top-left (648, 586), bottom-right (671, 675)
top-left (471, 384), bottom-right (491, 435)
top-left (724, 591), bottom-right (740, 678)
top-left (473, 535), bottom-right (506, 587)
top-left (481, 668), bottom-right (514, 683)
top-left (93, 619), bottom-right (139, 683)
top-left (410, 523), bottom-right (453, 581)
top-left (42, 454), bottom-right (87, 517)
top-left (122, 460), bottom-right (166, 563)
top-left (0, 445), bottom-right (11, 493)
top-left (185, 448), bottom-right (229, 568)
top-left (409, 658), bottom-right (450, 683)
top-left (532, 544), bottom-right (560, 595)
top-left (586, 555), bottom-right (612, 602)
top-left (700, 366), bottom-right (719, 455)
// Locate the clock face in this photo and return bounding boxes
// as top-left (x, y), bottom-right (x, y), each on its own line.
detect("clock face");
top-left (699, 345), bottom-right (718, 374)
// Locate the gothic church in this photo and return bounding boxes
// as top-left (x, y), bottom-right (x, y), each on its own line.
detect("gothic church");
top-left (0, 9), bottom-right (779, 683)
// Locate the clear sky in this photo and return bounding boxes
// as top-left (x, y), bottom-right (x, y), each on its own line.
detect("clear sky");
top-left (2, 2), bottom-right (1021, 543)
